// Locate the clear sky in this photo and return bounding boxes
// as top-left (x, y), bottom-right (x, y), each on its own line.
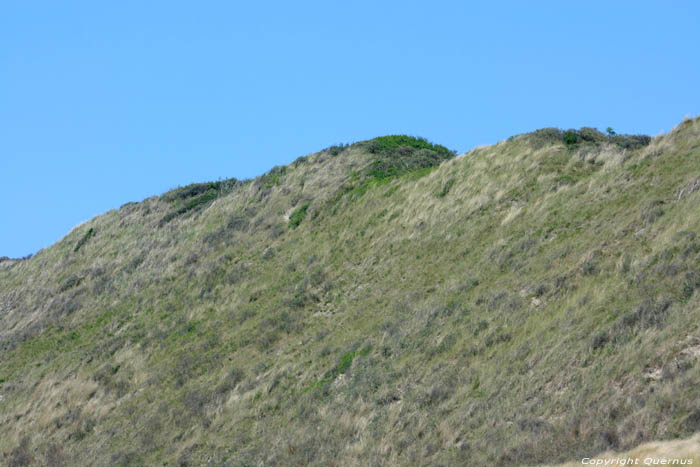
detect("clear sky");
top-left (2, 1), bottom-right (699, 258)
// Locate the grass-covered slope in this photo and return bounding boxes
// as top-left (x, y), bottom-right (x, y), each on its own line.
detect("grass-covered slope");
top-left (1, 124), bottom-right (699, 466)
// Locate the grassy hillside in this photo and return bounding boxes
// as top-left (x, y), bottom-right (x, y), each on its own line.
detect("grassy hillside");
top-left (1, 121), bottom-right (699, 466)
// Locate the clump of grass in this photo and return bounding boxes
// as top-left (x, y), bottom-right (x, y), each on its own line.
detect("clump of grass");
top-left (436, 178), bottom-right (456, 197)
top-left (9, 437), bottom-right (35, 467)
top-left (307, 346), bottom-right (372, 391)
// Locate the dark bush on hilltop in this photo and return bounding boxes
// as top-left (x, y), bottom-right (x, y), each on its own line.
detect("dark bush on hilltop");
top-left (162, 179), bottom-right (237, 203)
top-left (577, 127), bottom-right (607, 143)
top-left (324, 143), bottom-right (349, 156)
top-left (259, 166), bottom-right (286, 188)
top-left (527, 127), bottom-right (652, 151)
top-left (366, 135), bottom-right (454, 158)
top-left (563, 130), bottom-right (579, 146)
top-left (159, 190), bottom-right (218, 226)
top-left (610, 133), bottom-right (652, 150)
top-left (360, 135), bottom-right (456, 179)
top-left (524, 128), bottom-right (564, 148)
top-left (162, 182), bottom-right (217, 202)
top-left (564, 128), bottom-right (651, 150)
top-left (159, 179), bottom-right (238, 226)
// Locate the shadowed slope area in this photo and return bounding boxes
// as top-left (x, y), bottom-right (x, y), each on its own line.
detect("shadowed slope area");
top-left (1, 123), bottom-right (699, 465)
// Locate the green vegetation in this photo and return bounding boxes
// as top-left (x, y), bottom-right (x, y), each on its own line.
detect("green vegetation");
top-left (260, 166), bottom-right (286, 188)
top-left (563, 129), bottom-right (578, 146)
top-left (365, 135), bottom-right (454, 157)
top-left (306, 346), bottom-right (373, 391)
top-left (527, 127), bottom-right (652, 152)
top-left (288, 203), bottom-right (310, 228)
top-left (562, 127), bottom-right (652, 150)
top-left (73, 227), bottom-right (95, 252)
top-left (161, 181), bottom-right (221, 202)
top-left (1, 120), bottom-right (699, 466)
top-left (436, 177), bottom-right (456, 197)
top-left (159, 179), bottom-right (238, 226)
top-left (323, 143), bottom-right (349, 156)
top-left (362, 135), bottom-right (456, 179)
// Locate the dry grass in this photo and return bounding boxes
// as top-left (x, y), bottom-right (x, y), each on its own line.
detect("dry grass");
top-left (1, 119), bottom-right (699, 465)
top-left (553, 433), bottom-right (700, 466)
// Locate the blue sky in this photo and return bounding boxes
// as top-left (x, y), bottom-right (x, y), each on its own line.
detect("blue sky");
top-left (2, 1), bottom-right (699, 257)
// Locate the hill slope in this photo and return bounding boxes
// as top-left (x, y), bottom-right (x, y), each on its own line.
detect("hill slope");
top-left (1, 121), bottom-right (699, 466)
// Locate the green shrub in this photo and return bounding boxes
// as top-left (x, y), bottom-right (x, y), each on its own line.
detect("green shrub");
top-left (591, 331), bottom-right (609, 350)
top-left (307, 346), bottom-right (372, 391)
top-left (162, 182), bottom-right (218, 202)
top-left (288, 204), bottom-right (310, 228)
top-left (159, 178), bottom-right (239, 225)
top-left (293, 155), bottom-right (309, 166)
top-left (610, 134), bottom-right (652, 150)
top-left (366, 135), bottom-right (454, 158)
top-left (162, 178), bottom-right (237, 202)
top-left (336, 352), bottom-right (355, 374)
top-left (324, 143), bottom-right (348, 156)
top-left (260, 166), bottom-right (287, 188)
top-left (682, 271), bottom-right (699, 300)
top-left (560, 128), bottom-right (650, 151)
top-left (362, 135), bottom-right (456, 180)
top-left (563, 130), bottom-right (578, 146)
top-left (183, 189), bottom-right (217, 211)
top-left (527, 127), bottom-right (650, 151)
top-left (159, 189), bottom-right (218, 226)
top-left (59, 275), bottom-right (83, 292)
top-left (577, 127), bottom-right (607, 143)
top-left (525, 128), bottom-right (564, 148)
top-left (74, 227), bottom-right (96, 252)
